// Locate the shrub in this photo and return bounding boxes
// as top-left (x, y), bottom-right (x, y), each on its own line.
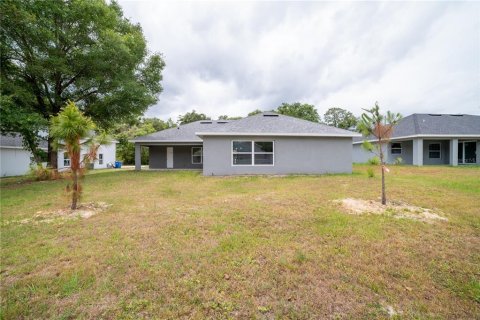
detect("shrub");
top-left (367, 168), bottom-right (375, 178)
top-left (367, 156), bottom-right (380, 165)
top-left (394, 157), bottom-right (403, 165)
top-left (28, 164), bottom-right (60, 181)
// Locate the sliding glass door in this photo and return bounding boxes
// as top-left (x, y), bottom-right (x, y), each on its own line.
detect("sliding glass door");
top-left (458, 141), bottom-right (477, 164)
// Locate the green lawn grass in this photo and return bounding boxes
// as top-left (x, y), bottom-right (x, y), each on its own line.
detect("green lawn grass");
top-left (1, 165), bottom-right (479, 319)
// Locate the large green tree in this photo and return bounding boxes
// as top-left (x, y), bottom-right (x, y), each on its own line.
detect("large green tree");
top-left (276, 103), bottom-right (320, 122)
top-left (324, 107), bottom-right (358, 130)
top-left (0, 0), bottom-right (165, 168)
top-left (178, 110), bottom-right (210, 125)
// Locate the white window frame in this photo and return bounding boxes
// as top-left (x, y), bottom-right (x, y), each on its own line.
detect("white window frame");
top-left (231, 140), bottom-right (275, 166)
top-left (428, 143), bottom-right (441, 159)
top-left (98, 153), bottom-right (104, 165)
top-left (63, 152), bottom-right (70, 167)
top-left (391, 142), bottom-right (402, 155)
top-left (191, 147), bottom-right (203, 164)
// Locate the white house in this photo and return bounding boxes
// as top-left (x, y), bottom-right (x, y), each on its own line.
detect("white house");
top-left (0, 134), bottom-right (47, 177)
top-left (0, 133), bottom-right (117, 177)
top-left (57, 141), bottom-right (117, 170)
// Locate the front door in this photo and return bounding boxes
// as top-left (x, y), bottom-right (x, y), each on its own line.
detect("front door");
top-left (458, 141), bottom-right (477, 164)
top-left (166, 147), bottom-right (173, 168)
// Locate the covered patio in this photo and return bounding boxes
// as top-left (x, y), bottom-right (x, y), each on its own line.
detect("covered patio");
top-left (134, 143), bottom-right (203, 170)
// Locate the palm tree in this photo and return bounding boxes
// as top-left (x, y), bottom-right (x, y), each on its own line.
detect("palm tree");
top-left (358, 102), bottom-right (402, 205)
top-left (50, 101), bottom-right (99, 209)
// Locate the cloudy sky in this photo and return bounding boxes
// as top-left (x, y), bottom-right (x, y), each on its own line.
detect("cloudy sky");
top-left (118, 1), bottom-right (480, 121)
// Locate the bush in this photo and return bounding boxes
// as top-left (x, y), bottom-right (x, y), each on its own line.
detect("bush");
top-left (394, 157), bottom-right (403, 165)
top-left (367, 167), bottom-right (375, 178)
top-left (367, 156), bottom-right (380, 165)
top-left (28, 164), bottom-right (61, 181)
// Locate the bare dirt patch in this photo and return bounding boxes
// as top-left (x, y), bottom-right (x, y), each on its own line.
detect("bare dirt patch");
top-left (335, 198), bottom-right (448, 223)
top-left (4, 202), bottom-right (111, 225)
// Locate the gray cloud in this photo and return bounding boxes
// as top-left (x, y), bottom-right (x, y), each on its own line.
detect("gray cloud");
top-left (119, 1), bottom-right (480, 120)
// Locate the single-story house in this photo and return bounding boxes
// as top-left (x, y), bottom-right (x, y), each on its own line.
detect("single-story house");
top-left (57, 140), bottom-right (117, 171)
top-left (0, 133), bottom-right (117, 177)
top-left (0, 134), bottom-right (48, 177)
top-left (132, 112), bottom-right (360, 175)
top-left (353, 113), bottom-right (480, 166)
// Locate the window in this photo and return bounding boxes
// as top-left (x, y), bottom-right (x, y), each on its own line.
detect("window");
top-left (391, 143), bottom-right (402, 154)
top-left (98, 153), bottom-right (103, 165)
top-left (232, 141), bottom-right (274, 166)
top-left (63, 152), bottom-right (70, 167)
top-left (428, 143), bottom-right (441, 159)
top-left (192, 147), bottom-right (202, 164)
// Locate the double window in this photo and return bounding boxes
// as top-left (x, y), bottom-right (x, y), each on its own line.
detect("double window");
top-left (391, 143), bottom-right (402, 154)
top-left (232, 141), bottom-right (274, 166)
top-left (63, 152), bottom-right (70, 167)
top-left (428, 143), bottom-right (441, 159)
top-left (192, 147), bottom-right (203, 164)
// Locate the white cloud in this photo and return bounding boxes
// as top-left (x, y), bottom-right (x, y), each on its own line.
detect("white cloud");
top-left (118, 1), bottom-right (480, 120)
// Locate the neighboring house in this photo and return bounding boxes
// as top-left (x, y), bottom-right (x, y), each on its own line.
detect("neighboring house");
top-left (57, 140), bottom-right (117, 171)
top-left (353, 113), bottom-right (480, 166)
top-left (0, 133), bottom-right (117, 177)
top-left (0, 134), bottom-right (48, 177)
top-left (132, 112), bottom-right (360, 175)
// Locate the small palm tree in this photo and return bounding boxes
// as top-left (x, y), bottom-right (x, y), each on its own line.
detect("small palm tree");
top-left (358, 102), bottom-right (402, 205)
top-left (50, 101), bottom-right (99, 209)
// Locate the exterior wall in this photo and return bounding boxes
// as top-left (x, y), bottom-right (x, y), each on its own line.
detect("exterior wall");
top-left (352, 144), bottom-right (374, 163)
top-left (0, 147), bottom-right (32, 177)
top-left (387, 140), bottom-right (413, 164)
top-left (423, 140), bottom-right (450, 165)
top-left (149, 145), bottom-right (203, 169)
top-left (352, 142), bottom-right (410, 164)
top-left (58, 142), bottom-right (116, 170)
top-left (202, 136), bottom-right (352, 175)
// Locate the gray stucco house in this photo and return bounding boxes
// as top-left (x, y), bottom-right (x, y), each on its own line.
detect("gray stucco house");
top-left (353, 113), bottom-right (480, 166)
top-left (133, 112), bottom-right (360, 175)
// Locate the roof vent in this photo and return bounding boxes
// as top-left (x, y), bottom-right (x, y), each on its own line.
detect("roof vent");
top-left (200, 121), bottom-right (213, 124)
top-left (428, 114), bottom-right (442, 116)
top-left (263, 113), bottom-right (279, 117)
top-left (450, 114), bottom-right (463, 117)
top-left (217, 121), bottom-right (228, 124)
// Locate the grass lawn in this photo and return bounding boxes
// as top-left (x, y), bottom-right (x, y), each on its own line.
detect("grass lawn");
top-left (1, 165), bottom-right (479, 319)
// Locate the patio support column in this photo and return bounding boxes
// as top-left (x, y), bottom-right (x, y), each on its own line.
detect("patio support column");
top-left (412, 138), bottom-right (423, 166)
top-left (135, 144), bottom-right (141, 171)
top-left (449, 138), bottom-right (458, 166)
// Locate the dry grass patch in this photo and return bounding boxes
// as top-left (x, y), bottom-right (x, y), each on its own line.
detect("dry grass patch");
top-left (335, 198), bottom-right (448, 222)
top-left (2, 202), bottom-right (111, 226)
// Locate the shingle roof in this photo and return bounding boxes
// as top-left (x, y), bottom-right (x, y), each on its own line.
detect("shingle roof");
top-left (134, 113), bottom-right (359, 142)
top-left (196, 112), bottom-right (359, 137)
top-left (134, 120), bottom-right (233, 142)
top-left (353, 113), bottom-right (480, 142)
top-left (0, 133), bottom-right (48, 149)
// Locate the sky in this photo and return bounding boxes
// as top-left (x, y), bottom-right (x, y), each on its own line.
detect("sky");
top-left (118, 1), bottom-right (480, 121)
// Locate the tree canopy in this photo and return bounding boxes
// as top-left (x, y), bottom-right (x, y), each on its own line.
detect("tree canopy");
top-left (324, 108), bottom-right (358, 130)
top-left (247, 109), bottom-right (263, 116)
top-left (276, 103), bottom-right (320, 122)
top-left (0, 0), bottom-right (165, 167)
top-left (178, 110), bottom-right (210, 125)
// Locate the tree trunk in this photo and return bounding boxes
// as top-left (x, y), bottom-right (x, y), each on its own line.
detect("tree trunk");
top-left (379, 142), bottom-right (387, 205)
top-left (71, 169), bottom-right (78, 210)
top-left (381, 164), bottom-right (386, 205)
top-left (48, 137), bottom-right (58, 169)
